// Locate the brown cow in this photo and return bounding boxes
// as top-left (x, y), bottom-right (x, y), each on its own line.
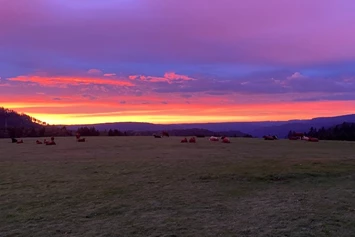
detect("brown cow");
top-left (308, 137), bottom-right (319, 142)
top-left (45, 137), bottom-right (56, 145)
top-left (181, 137), bottom-right (188, 143)
top-left (76, 133), bottom-right (81, 139)
top-left (263, 135), bottom-right (277, 140)
top-left (189, 137), bottom-right (196, 143)
top-left (162, 131), bottom-right (170, 137)
top-left (222, 137), bottom-right (231, 143)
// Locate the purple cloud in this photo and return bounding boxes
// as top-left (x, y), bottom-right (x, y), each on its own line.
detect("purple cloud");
top-left (1, 0), bottom-right (355, 111)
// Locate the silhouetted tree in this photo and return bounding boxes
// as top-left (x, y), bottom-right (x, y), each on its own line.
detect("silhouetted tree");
top-left (305, 122), bottom-right (355, 141)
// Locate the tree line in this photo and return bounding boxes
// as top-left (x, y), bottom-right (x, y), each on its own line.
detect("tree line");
top-left (288, 122), bottom-right (355, 141)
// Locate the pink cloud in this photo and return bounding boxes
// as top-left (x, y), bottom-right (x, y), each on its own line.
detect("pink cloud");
top-left (287, 72), bottom-right (306, 80)
top-left (8, 75), bottom-right (134, 87)
top-left (130, 72), bottom-right (194, 84)
top-left (104, 73), bottom-right (116, 77)
top-left (87, 69), bottom-right (103, 75)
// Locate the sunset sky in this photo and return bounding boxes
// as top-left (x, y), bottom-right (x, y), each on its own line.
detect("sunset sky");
top-left (1, 0), bottom-right (355, 125)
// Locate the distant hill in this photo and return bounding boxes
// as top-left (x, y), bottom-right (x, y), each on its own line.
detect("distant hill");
top-left (3, 106), bottom-right (355, 139)
top-left (132, 128), bottom-right (249, 137)
top-left (249, 114), bottom-right (355, 138)
top-left (65, 114), bottom-right (355, 138)
top-left (0, 107), bottom-right (71, 138)
top-left (0, 107), bottom-right (45, 129)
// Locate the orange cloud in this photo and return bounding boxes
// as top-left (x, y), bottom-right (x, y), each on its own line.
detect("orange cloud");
top-left (129, 72), bottom-right (194, 84)
top-left (8, 75), bottom-right (134, 87)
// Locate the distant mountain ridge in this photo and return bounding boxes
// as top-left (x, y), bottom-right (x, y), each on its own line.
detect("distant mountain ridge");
top-left (64, 114), bottom-right (355, 138)
top-left (2, 106), bottom-right (355, 138)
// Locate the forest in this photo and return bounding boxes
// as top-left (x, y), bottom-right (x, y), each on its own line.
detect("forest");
top-left (287, 122), bottom-right (355, 141)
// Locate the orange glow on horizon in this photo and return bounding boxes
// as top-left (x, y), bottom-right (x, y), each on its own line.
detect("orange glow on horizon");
top-left (4, 100), bottom-right (355, 125)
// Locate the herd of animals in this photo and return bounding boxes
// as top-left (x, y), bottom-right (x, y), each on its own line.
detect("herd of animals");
top-left (263, 132), bottom-right (319, 142)
top-left (10, 133), bottom-right (86, 145)
top-left (9, 131), bottom-right (319, 145)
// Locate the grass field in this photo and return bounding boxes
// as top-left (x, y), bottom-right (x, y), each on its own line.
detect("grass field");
top-left (1, 136), bottom-right (355, 237)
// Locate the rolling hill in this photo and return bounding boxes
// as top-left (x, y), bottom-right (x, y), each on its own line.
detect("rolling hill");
top-left (64, 114), bottom-right (355, 138)
top-left (2, 106), bottom-right (355, 138)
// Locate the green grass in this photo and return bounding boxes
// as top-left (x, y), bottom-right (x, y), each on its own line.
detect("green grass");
top-left (1, 136), bottom-right (355, 236)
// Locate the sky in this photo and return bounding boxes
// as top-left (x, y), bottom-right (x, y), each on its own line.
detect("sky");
top-left (1, 0), bottom-right (355, 125)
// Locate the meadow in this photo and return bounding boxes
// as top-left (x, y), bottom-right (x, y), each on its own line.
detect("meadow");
top-left (1, 136), bottom-right (355, 237)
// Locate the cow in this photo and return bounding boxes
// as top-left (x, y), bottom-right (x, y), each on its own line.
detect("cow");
top-left (263, 135), bottom-right (277, 140)
top-left (11, 138), bottom-right (18, 143)
top-left (153, 134), bottom-right (162, 138)
top-left (209, 136), bottom-right (219, 141)
top-left (308, 137), bottom-right (319, 142)
top-left (189, 137), bottom-right (196, 143)
top-left (301, 136), bottom-right (310, 141)
top-left (289, 132), bottom-right (304, 140)
top-left (45, 137), bottom-right (56, 145)
top-left (76, 133), bottom-right (81, 139)
top-left (222, 137), bottom-right (231, 143)
top-left (181, 137), bottom-right (188, 143)
top-left (75, 133), bottom-right (86, 142)
top-left (162, 131), bottom-right (170, 137)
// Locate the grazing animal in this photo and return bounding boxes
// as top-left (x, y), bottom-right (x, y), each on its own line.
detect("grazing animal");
top-left (263, 135), bottom-right (277, 140)
top-left (289, 132), bottom-right (303, 140)
top-left (162, 131), bottom-right (169, 137)
top-left (189, 137), bottom-right (196, 143)
top-left (181, 137), bottom-right (188, 143)
top-left (301, 136), bottom-right (310, 141)
top-left (11, 138), bottom-right (18, 143)
top-left (308, 137), bottom-right (319, 142)
top-left (76, 133), bottom-right (81, 139)
top-left (293, 132), bottom-right (304, 137)
top-left (45, 137), bottom-right (56, 145)
top-left (209, 136), bottom-right (219, 141)
top-left (222, 137), bottom-right (231, 143)
top-left (36, 140), bottom-right (43, 144)
top-left (77, 138), bottom-right (86, 142)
